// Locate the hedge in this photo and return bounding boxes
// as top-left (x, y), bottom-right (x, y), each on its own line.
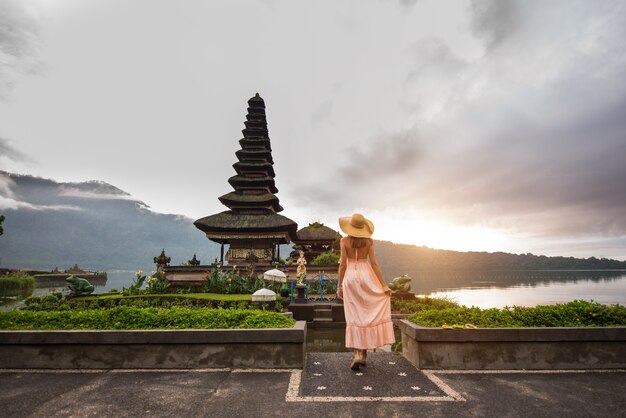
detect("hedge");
top-left (0, 306), bottom-right (295, 330)
top-left (22, 293), bottom-right (285, 312)
top-left (391, 296), bottom-right (460, 314)
top-left (410, 300), bottom-right (626, 328)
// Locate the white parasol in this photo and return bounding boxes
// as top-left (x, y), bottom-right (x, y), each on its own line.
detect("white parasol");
top-left (263, 268), bottom-right (287, 283)
top-left (252, 288), bottom-right (277, 302)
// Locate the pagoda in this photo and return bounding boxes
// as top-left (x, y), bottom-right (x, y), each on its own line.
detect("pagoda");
top-left (293, 222), bottom-right (340, 262)
top-left (194, 94), bottom-right (298, 264)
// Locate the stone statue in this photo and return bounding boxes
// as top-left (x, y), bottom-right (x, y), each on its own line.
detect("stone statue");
top-left (296, 250), bottom-right (307, 285)
top-left (388, 274), bottom-right (412, 292)
top-left (66, 275), bottom-right (95, 296)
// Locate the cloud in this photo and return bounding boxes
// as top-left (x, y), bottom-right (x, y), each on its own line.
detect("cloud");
top-left (0, 0), bottom-right (41, 99)
top-left (0, 137), bottom-right (32, 163)
top-left (0, 195), bottom-right (81, 211)
top-left (59, 187), bottom-right (138, 201)
top-left (311, 100), bottom-right (333, 126)
top-left (293, 0), bottom-right (626, 242)
top-left (470, 0), bottom-right (520, 49)
top-left (296, 131), bottom-right (422, 208)
top-left (0, 174), bottom-right (80, 211)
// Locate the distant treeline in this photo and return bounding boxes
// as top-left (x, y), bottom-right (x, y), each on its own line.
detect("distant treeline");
top-left (374, 240), bottom-right (626, 271)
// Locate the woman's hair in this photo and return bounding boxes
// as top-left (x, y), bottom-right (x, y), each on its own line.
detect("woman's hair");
top-left (350, 236), bottom-right (371, 249)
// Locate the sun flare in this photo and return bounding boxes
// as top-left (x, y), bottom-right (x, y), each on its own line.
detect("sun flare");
top-left (367, 210), bottom-right (517, 254)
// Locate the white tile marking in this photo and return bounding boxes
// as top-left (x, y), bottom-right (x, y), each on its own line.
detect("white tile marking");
top-left (317, 386), bottom-right (326, 391)
top-left (411, 386), bottom-right (421, 391)
top-left (398, 372), bottom-right (407, 377)
top-left (388, 362), bottom-right (396, 365)
top-left (313, 362), bottom-right (321, 365)
top-left (313, 373), bottom-right (322, 376)
top-left (285, 369), bottom-right (464, 403)
top-left (355, 373), bottom-right (363, 376)
top-left (363, 386), bottom-right (373, 391)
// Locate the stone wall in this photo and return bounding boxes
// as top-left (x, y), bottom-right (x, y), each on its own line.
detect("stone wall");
top-left (0, 322), bottom-right (307, 369)
top-left (399, 320), bottom-right (626, 370)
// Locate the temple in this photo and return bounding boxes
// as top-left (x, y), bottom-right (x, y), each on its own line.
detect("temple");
top-left (293, 222), bottom-right (340, 262)
top-left (194, 94), bottom-right (298, 264)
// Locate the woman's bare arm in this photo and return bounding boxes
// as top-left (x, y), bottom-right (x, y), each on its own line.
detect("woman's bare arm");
top-left (337, 238), bottom-right (348, 298)
top-left (369, 242), bottom-right (392, 294)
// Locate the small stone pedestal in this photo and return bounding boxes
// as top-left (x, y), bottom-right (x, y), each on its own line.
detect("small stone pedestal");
top-left (392, 292), bottom-right (416, 300)
top-left (294, 285), bottom-right (308, 304)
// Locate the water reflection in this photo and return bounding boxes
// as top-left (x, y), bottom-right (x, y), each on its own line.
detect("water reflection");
top-left (427, 275), bottom-right (626, 308)
top-left (380, 269), bottom-right (626, 295)
top-left (306, 328), bottom-right (350, 352)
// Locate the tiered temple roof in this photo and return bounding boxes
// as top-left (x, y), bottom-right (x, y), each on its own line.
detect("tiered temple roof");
top-left (194, 94), bottom-right (297, 262)
top-left (293, 222), bottom-right (340, 262)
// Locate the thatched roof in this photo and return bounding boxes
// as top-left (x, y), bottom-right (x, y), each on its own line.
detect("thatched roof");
top-left (218, 191), bottom-right (283, 212)
top-left (233, 161), bottom-right (275, 177)
top-left (228, 175), bottom-right (278, 193)
top-left (296, 222), bottom-right (338, 242)
top-left (194, 210), bottom-right (297, 235)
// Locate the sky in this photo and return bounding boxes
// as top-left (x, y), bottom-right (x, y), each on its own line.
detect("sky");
top-left (1, 0), bottom-right (625, 260)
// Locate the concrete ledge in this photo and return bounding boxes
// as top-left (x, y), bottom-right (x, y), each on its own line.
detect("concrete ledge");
top-left (399, 320), bottom-right (626, 370)
top-left (0, 321), bottom-right (306, 369)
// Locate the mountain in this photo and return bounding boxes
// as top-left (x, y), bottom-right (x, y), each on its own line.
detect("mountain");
top-left (1, 171), bottom-right (625, 273)
top-left (0, 171), bottom-right (219, 270)
top-left (373, 240), bottom-right (626, 274)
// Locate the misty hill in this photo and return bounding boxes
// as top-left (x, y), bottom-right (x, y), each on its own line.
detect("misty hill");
top-left (0, 171), bottom-right (219, 270)
top-left (374, 240), bottom-right (626, 277)
top-left (1, 171), bottom-right (625, 274)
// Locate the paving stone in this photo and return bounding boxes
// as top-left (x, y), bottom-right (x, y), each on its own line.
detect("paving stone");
top-left (300, 352), bottom-right (442, 398)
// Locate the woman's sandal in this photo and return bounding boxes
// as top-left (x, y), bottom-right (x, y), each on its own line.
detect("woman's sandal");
top-left (350, 357), bottom-right (361, 371)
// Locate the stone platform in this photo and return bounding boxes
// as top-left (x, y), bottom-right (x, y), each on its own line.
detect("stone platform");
top-left (1, 354), bottom-right (624, 417)
top-left (291, 352), bottom-right (460, 401)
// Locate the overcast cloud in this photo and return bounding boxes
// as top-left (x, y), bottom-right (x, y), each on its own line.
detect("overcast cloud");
top-left (299, 0), bottom-right (626, 245)
top-left (0, 0), bottom-right (625, 259)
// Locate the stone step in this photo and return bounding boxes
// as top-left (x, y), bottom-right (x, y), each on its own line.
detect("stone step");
top-left (312, 318), bottom-right (333, 323)
top-left (314, 309), bottom-right (333, 319)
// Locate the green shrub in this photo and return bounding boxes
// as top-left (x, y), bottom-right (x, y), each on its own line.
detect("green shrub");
top-left (0, 306), bottom-right (295, 330)
top-left (122, 271), bottom-right (147, 296)
top-left (391, 296), bottom-right (460, 314)
top-left (310, 252), bottom-right (340, 266)
top-left (203, 268), bottom-right (283, 295)
top-left (145, 271), bottom-right (170, 294)
top-left (21, 293), bottom-right (285, 313)
top-left (0, 273), bottom-right (35, 298)
top-left (410, 300), bottom-right (626, 328)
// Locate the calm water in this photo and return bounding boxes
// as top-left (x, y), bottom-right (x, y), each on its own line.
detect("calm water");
top-left (2, 269), bottom-right (625, 311)
top-left (407, 270), bottom-right (626, 308)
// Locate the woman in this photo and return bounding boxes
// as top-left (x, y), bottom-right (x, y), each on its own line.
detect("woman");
top-left (337, 213), bottom-right (395, 371)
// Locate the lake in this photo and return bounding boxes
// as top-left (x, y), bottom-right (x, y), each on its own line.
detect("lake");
top-left (3, 269), bottom-right (625, 311)
top-left (403, 270), bottom-right (626, 308)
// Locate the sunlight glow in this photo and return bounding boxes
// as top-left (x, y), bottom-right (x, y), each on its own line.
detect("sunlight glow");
top-left (366, 209), bottom-right (518, 253)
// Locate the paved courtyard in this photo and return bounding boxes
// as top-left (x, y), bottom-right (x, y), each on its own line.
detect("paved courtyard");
top-left (1, 353), bottom-right (624, 417)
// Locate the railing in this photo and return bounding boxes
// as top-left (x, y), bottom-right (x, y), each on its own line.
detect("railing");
top-left (290, 274), bottom-right (338, 303)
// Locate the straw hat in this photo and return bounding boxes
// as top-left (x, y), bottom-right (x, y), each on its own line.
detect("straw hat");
top-left (338, 213), bottom-right (375, 238)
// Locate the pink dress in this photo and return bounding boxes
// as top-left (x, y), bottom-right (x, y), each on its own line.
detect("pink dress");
top-left (343, 252), bottom-right (395, 350)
